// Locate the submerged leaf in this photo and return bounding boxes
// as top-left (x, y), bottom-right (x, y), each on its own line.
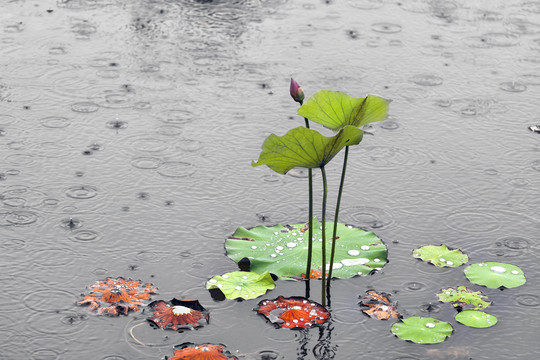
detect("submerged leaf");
top-left (412, 244), bottom-right (468, 267)
top-left (359, 290), bottom-right (401, 320)
top-left (205, 271), bottom-right (275, 300)
top-left (436, 286), bottom-right (491, 310)
top-left (297, 90), bottom-right (389, 131)
top-left (226, 218), bottom-right (388, 279)
top-left (455, 310), bottom-right (498, 328)
top-left (391, 316), bottom-right (453, 344)
top-left (255, 296), bottom-right (329, 329)
top-left (464, 262), bottom-right (526, 289)
top-left (251, 126), bottom-right (363, 174)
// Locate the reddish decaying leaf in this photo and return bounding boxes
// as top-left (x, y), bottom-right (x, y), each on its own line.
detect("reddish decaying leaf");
top-left (167, 343), bottom-right (238, 360)
top-left (256, 296), bottom-right (329, 329)
top-left (301, 269), bottom-right (327, 280)
top-left (146, 298), bottom-right (209, 331)
top-left (78, 277), bottom-right (157, 316)
top-left (359, 290), bottom-right (401, 320)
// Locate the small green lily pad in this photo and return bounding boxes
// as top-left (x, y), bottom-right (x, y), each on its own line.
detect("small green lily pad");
top-left (226, 218), bottom-right (387, 280)
top-left (464, 262), bottom-right (526, 289)
top-left (437, 286), bottom-right (491, 310)
top-left (205, 271), bottom-right (275, 300)
top-left (391, 316), bottom-right (453, 344)
top-left (413, 244), bottom-right (468, 267)
top-left (455, 310), bottom-right (498, 328)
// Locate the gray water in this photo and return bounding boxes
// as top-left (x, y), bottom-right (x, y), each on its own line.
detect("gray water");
top-left (1, 0), bottom-right (540, 359)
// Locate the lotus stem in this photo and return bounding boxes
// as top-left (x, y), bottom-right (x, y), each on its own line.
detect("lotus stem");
top-left (299, 99), bottom-right (314, 297)
top-left (327, 145), bottom-right (349, 286)
top-left (320, 166), bottom-right (328, 307)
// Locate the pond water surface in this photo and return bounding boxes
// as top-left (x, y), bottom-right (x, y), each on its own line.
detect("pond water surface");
top-left (1, 0), bottom-right (540, 359)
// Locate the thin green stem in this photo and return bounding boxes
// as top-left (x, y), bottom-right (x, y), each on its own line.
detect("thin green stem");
top-left (299, 99), bottom-right (314, 297)
top-left (305, 168), bottom-right (313, 280)
top-left (327, 145), bottom-right (349, 285)
top-left (320, 166), bottom-right (328, 307)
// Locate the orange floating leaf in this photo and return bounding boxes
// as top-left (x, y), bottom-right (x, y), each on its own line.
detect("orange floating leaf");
top-left (167, 343), bottom-right (238, 360)
top-left (255, 296), bottom-right (329, 329)
top-left (78, 277), bottom-right (157, 316)
top-left (146, 299), bottom-right (209, 331)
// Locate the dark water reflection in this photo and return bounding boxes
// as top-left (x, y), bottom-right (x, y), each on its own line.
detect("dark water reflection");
top-left (1, 0), bottom-right (540, 358)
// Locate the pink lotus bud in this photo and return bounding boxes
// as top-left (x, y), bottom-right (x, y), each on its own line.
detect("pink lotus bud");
top-left (290, 78), bottom-right (305, 103)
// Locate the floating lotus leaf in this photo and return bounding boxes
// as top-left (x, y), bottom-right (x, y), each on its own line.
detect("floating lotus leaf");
top-left (251, 126), bottom-right (363, 175)
top-left (391, 316), bottom-right (453, 344)
top-left (167, 343), bottom-right (238, 360)
top-left (226, 218), bottom-right (387, 279)
top-left (78, 277), bottom-right (157, 316)
top-left (436, 286), bottom-right (491, 310)
top-left (297, 90), bottom-right (390, 131)
top-left (205, 271), bottom-right (275, 300)
top-left (146, 299), bottom-right (209, 331)
top-left (464, 262), bottom-right (526, 289)
top-left (255, 296), bottom-right (329, 329)
top-left (455, 310), bottom-right (498, 328)
top-left (412, 244), bottom-right (468, 267)
top-left (359, 290), bottom-right (401, 320)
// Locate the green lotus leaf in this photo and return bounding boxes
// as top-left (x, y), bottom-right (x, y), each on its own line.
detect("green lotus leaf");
top-left (205, 271), bottom-right (275, 300)
top-left (226, 218), bottom-right (387, 279)
top-left (297, 90), bottom-right (390, 131)
top-left (391, 316), bottom-right (453, 344)
top-left (436, 286), bottom-right (491, 310)
top-left (464, 262), bottom-right (526, 289)
top-left (455, 310), bottom-right (498, 328)
top-left (412, 244), bottom-right (468, 267)
top-left (252, 126), bottom-right (363, 175)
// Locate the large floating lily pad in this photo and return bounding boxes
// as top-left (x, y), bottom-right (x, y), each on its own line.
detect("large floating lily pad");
top-left (391, 316), bottom-right (453, 344)
top-left (413, 244), bottom-right (468, 267)
top-left (437, 286), bottom-right (491, 310)
top-left (251, 126), bottom-right (363, 175)
top-left (205, 271), bottom-right (275, 300)
top-left (297, 91), bottom-right (389, 131)
top-left (455, 310), bottom-right (498, 328)
top-left (464, 262), bottom-right (526, 289)
top-left (226, 218), bottom-right (387, 279)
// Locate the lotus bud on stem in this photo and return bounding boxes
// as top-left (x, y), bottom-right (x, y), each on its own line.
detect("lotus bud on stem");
top-left (290, 78), bottom-right (305, 104)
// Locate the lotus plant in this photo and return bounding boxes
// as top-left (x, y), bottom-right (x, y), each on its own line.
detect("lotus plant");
top-left (252, 80), bottom-right (390, 305)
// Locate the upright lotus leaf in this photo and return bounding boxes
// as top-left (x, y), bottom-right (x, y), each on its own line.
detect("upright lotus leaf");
top-left (251, 126), bottom-right (363, 174)
top-left (436, 286), bottom-right (491, 310)
top-left (297, 90), bottom-right (389, 131)
top-left (455, 310), bottom-right (498, 328)
top-left (205, 271), bottom-right (275, 300)
top-left (413, 244), bottom-right (468, 267)
top-left (226, 218), bottom-right (387, 279)
top-left (464, 262), bottom-right (526, 289)
top-left (391, 316), bottom-right (453, 344)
